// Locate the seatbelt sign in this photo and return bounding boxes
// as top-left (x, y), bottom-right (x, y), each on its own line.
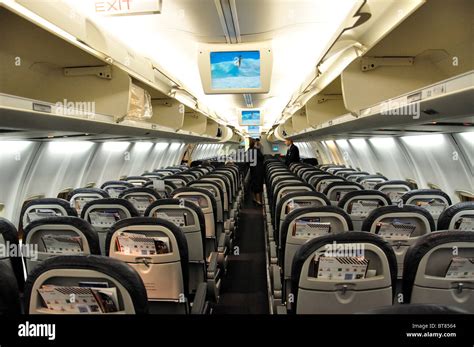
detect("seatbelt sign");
top-left (94, 0), bottom-right (162, 16)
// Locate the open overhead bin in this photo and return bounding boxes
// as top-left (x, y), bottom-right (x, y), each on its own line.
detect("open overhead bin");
top-left (0, 1), bottom-right (224, 142)
top-left (288, 0), bottom-right (473, 140)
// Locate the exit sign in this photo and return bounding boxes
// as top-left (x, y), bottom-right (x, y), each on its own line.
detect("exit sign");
top-left (94, 0), bottom-right (162, 16)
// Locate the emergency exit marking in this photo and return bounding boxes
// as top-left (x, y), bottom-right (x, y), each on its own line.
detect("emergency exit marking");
top-left (94, 0), bottom-right (162, 16)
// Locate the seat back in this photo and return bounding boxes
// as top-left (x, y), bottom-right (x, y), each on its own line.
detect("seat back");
top-left (23, 216), bottom-right (100, 274)
top-left (337, 191), bottom-right (392, 230)
top-left (164, 175), bottom-right (189, 189)
top-left (145, 199), bottom-right (206, 294)
top-left (201, 175), bottom-right (230, 215)
top-left (403, 231), bottom-right (474, 312)
top-left (322, 182), bottom-right (364, 205)
top-left (188, 181), bottom-right (224, 224)
top-left (280, 206), bottom-right (353, 281)
top-left (125, 176), bottom-right (152, 187)
top-left (374, 180), bottom-right (412, 202)
top-left (275, 192), bottom-right (331, 246)
top-left (273, 183), bottom-right (314, 218)
top-left (118, 187), bottom-right (163, 215)
top-left (172, 188), bottom-right (218, 253)
top-left (25, 255), bottom-right (148, 314)
top-left (345, 172), bottom-right (370, 182)
top-left (356, 175), bottom-right (388, 190)
top-left (81, 198), bottom-right (140, 255)
top-left (67, 188), bottom-right (110, 215)
top-left (401, 189), bottom-right (453, 224)
top-left (153, 169), bottom-right (175, 177)
top-left (19, 198), bottom-right (78, 234)
top-left (313, 175), bottom-right (346, 193)
top-left (362, 205), bottom-right (435, 278)
top-left (106, 217), bottom-right (189, 314)
top-left (306, 172), bottom-right (331, 186)
top-left (324, 165), bottom-right (346, 174)
top-left (438, 202), bottom-right (474, 231)
top-left (100, 181), bottom-right (135, 198)
top-left (291, 232), bottom-right (397, 314)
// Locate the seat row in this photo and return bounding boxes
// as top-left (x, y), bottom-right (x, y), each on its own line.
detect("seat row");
top-left (262, 159), bottom-right (474, 314)
top-left (0, 162), bottom-right (247, 315)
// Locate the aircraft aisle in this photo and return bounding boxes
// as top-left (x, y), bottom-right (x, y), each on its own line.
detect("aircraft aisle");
top-left (213, 192), bottom-right (269, 314)
top-left (0, 0), bottom-right (473, 345)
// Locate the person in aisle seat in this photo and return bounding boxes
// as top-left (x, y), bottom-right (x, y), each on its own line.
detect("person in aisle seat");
top-left (286, 232), bottom-right (397, 314)
top-left (24, 255), bottom-right (148, 314)
top-left (402, 231), bottom-right (474, 312)
top-left (23, 216), bottom-right (101, 274)
top-left (284, 138), bottom-right (300, 166)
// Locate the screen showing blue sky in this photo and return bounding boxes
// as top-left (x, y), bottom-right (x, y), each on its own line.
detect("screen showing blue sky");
top-left (248, 126), bottom-right (260, 134)
top-left (241, 110), bottom-right (261, 125)
top-left (210, 51), bottom-right (261, 90)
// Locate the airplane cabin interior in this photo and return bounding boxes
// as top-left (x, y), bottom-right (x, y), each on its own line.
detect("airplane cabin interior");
top-left (0, 0), bottom-right (472, 344)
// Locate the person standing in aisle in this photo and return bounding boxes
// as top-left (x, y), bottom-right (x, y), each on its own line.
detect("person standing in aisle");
top-left (248, 138), bottom-right (264, 206)
top-left (284, 138), bottom-right (300, 166)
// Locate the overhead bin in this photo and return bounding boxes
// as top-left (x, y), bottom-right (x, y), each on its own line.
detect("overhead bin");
top-left (291, 108), bottom-right (308, 134)
top-left (289, 0), bottom-right (473, 140)
top-left (342, 0), bottom-right (473, 116)
top-left (0, 4), bottom-right (222, 142)
top-left (205, 119), bottom-right (219, 138)
top-left (14, 0), bottom-right (159, 89)
top-left (291, 71), bottom-right (473, 140)
top-left (182, 111), bottom-right (207, 136)
top-left (150, 99), bottom-right (184, 131)
top-left (275, 119), bottom-right (294, 141)
top-left (304, 77), bottom-right (349, 132)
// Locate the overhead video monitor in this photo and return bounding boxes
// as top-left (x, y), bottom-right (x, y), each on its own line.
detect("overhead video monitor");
top-left (247, 126), bottom-right (260, 135)
top-left (240, 109), bottom-right (263, 126)
top-left (198, 42), bottom-right (273, 94)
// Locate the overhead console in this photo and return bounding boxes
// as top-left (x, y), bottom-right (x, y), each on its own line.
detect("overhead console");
top-left (0, 2), bottom-right (235, 142)
top-left (198, 42), bottom-right (273, 94)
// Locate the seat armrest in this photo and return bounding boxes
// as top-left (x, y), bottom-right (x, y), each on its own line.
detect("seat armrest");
top-left (217, 233), bottom-right (228, 254)
top-left (207, 251), bottom-right (219, 278)
top-left (191, 282), bottom-right (209, 314)
top-left (269, 241), bottom-right (278, 264)
top-left (271, 264), bottom-right (282, 299)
